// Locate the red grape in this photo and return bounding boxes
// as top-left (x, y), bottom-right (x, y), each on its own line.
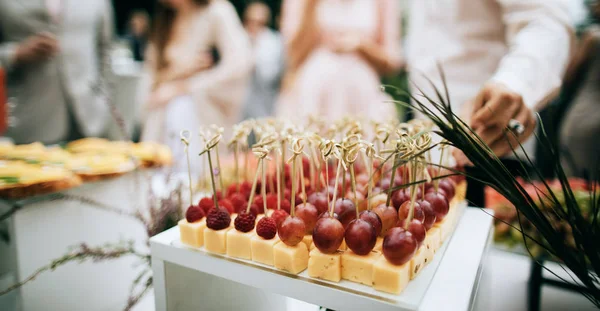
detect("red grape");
top-left (407, 219), bottom-right (426, 247)
top-left (278, 216), bottom-right (306, 246)
top-left (373, 204), bottom-right (398, 236)
top-left (345, 219), bottom-right (377, 255)
top-left (398, 201), bottom-right (425, 223)
top-left (313, 216), bottom-right (345, 254)
top-left (359, 210), bottom-right (382, 236)
top-left (424, 192), bottom-right (449, 222)
top-left (383, 227), bottom-right (418, 265)
top-left (296, 203), bottom-right (319, 234)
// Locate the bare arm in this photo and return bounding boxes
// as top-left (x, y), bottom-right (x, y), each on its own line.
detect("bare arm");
top-left (356, 0), bottom-right (403, 76)
top-left (281, 0), bottom-right (320, 71)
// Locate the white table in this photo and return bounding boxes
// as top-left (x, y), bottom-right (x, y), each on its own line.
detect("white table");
top-left (150, 207), bottom-right (494, 311)
top-left (0, 171), bottom-right (168, 311)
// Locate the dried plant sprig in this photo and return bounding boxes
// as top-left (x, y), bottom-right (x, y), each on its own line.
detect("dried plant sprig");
top-left (0, 241), bottom-right (147, 297)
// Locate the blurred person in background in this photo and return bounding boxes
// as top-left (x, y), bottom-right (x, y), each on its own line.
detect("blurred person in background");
top-left (139, 0), bottom-right (252, 175)
top-left (0, 0), bottom-right (114, 144)
top-left (241, 1), bottom-right (283, 122)
top-left (276, 0), bottom-right (403, 123)
top-left (407, 1), bottom-right (574, 207)
top-left (125, 10), bottom-right (150, 62)
top-left (560, 0), bottom-right (600, 179)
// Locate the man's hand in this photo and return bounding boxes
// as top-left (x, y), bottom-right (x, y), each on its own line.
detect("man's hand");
top-left (14, 32), bottom-right (59, 65)
top-left (455, 82), bottom-right (536, 165)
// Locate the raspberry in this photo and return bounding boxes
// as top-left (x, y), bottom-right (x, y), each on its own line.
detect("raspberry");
top-left (255, 181), bottom-right (262, 194)
top-left (240, 181), bottom-right (252, 196)
top-left (219, 199), bottom-right (235, 214)
top-left (206, 208), bottom-right (231, 230)
top-left (256, 217), bottom-right (277, 239)
top-left (271, 209), bottom-right (289, 228)
top-left (229, 193), bottom-right (246, 211)
top-left (215, 190), bottom-right (223, 201)
top-left (185, 205), bottom-right (205, 223)
top-left (238, 202), bottom-right (260, 216)
top-left (265, 194), bottom-right (278, 210)
top-left (198, 197), bottom-right (215, 214)
top-left (280, 200), bottom-right (291, 214)
top-left (234, 212), bottom-right (256, 232)
top-left (253, 196), bottom-right (264, 209)
top-left (227, 183), bottom-right (239, 196)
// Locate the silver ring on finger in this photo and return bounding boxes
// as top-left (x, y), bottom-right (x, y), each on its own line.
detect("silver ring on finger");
top-left (508, 119), bottom-right (525, 136)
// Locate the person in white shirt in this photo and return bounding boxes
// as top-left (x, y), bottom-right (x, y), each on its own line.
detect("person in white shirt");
top-left (241, 1), bottom-right (284, 122)
top-left (406, 0), bottom-right (575, 206)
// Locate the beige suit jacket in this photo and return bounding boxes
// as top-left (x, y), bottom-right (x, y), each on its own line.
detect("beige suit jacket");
top-left (0, 0), bottom-right (113, 144)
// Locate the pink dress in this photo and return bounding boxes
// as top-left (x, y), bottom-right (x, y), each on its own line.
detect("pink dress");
top-left (276, 0), bottom-right (402, 124)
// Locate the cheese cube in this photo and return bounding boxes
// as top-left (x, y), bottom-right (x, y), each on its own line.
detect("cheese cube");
top-left (373, 256), bottom-right (410, 294)
top-left (410, 246), bottom-right (427, 279)
top-left (273, 242), bottom-right (309, 274)
top-left (178, 219), bottom-right (206, 248)
top-left (204, 227), bottom-right (231, 254)
top-left (302, 235), bottom-right (313, 250)
top-left (424, 227), bottom-right (442, 263)
top-left (308, 248), bottom-right (342, 282)
top-left (341, 251), bottom-right (380, 286)
top-left (226, 230), bottom-right (255, 260)
top-left (311, 239), bottom-right (346, 251)
top-left (373, 238), bottom-right (384, 252)
top-left (251, 235), bottom-right (280, 266)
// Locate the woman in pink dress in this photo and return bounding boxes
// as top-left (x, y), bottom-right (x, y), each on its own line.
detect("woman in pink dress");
top-left (276, 0), bottom-right (403, 124)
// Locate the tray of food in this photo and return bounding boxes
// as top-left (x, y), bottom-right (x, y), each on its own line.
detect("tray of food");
top-left (164, 117), bottom-right (468, 309)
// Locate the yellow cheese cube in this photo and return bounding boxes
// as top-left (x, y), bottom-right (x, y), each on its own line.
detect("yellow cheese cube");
top-left (341, 251), bottom-right (380, 286)
top-left (311, 239), bottom-right (346, 251)
top-left (251, 235), bottom-right (280, 266)
top-left (424, 227), bottom-right (442, 263)
top-left (373, 238), bottom-right (384, 252)
top-left (308, 248), bottom-right (342, 282)
top-left (178, 219), bottom-right (206, 248)
top-left (302, 235), bottom-right (313, 250)
top-left (373, 256), bottom-right (410, 294)
top-left (226, 230), bottom-right (255, 260)
top-left (410, 246), bottom-right (427, 280)
top-left (273, 242), bottom-right (309, 274)
top-left (204, 227), bottom-right (231, 254)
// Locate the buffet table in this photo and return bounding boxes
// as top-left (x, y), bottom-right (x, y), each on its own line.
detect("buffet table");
top-left (150, 207), bottom-right (493, 311)
top-left (0, 171), bottom-right (158, 311)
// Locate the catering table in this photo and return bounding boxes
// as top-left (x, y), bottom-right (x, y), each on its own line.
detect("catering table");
top-left (150, 207), bottom-right (494, 311)
top-left (0, 171), bottom-right (159, 311)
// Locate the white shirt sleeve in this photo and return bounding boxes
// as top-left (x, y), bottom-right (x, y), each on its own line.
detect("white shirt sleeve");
top-left (489, 0), bottom-right (575, 111)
